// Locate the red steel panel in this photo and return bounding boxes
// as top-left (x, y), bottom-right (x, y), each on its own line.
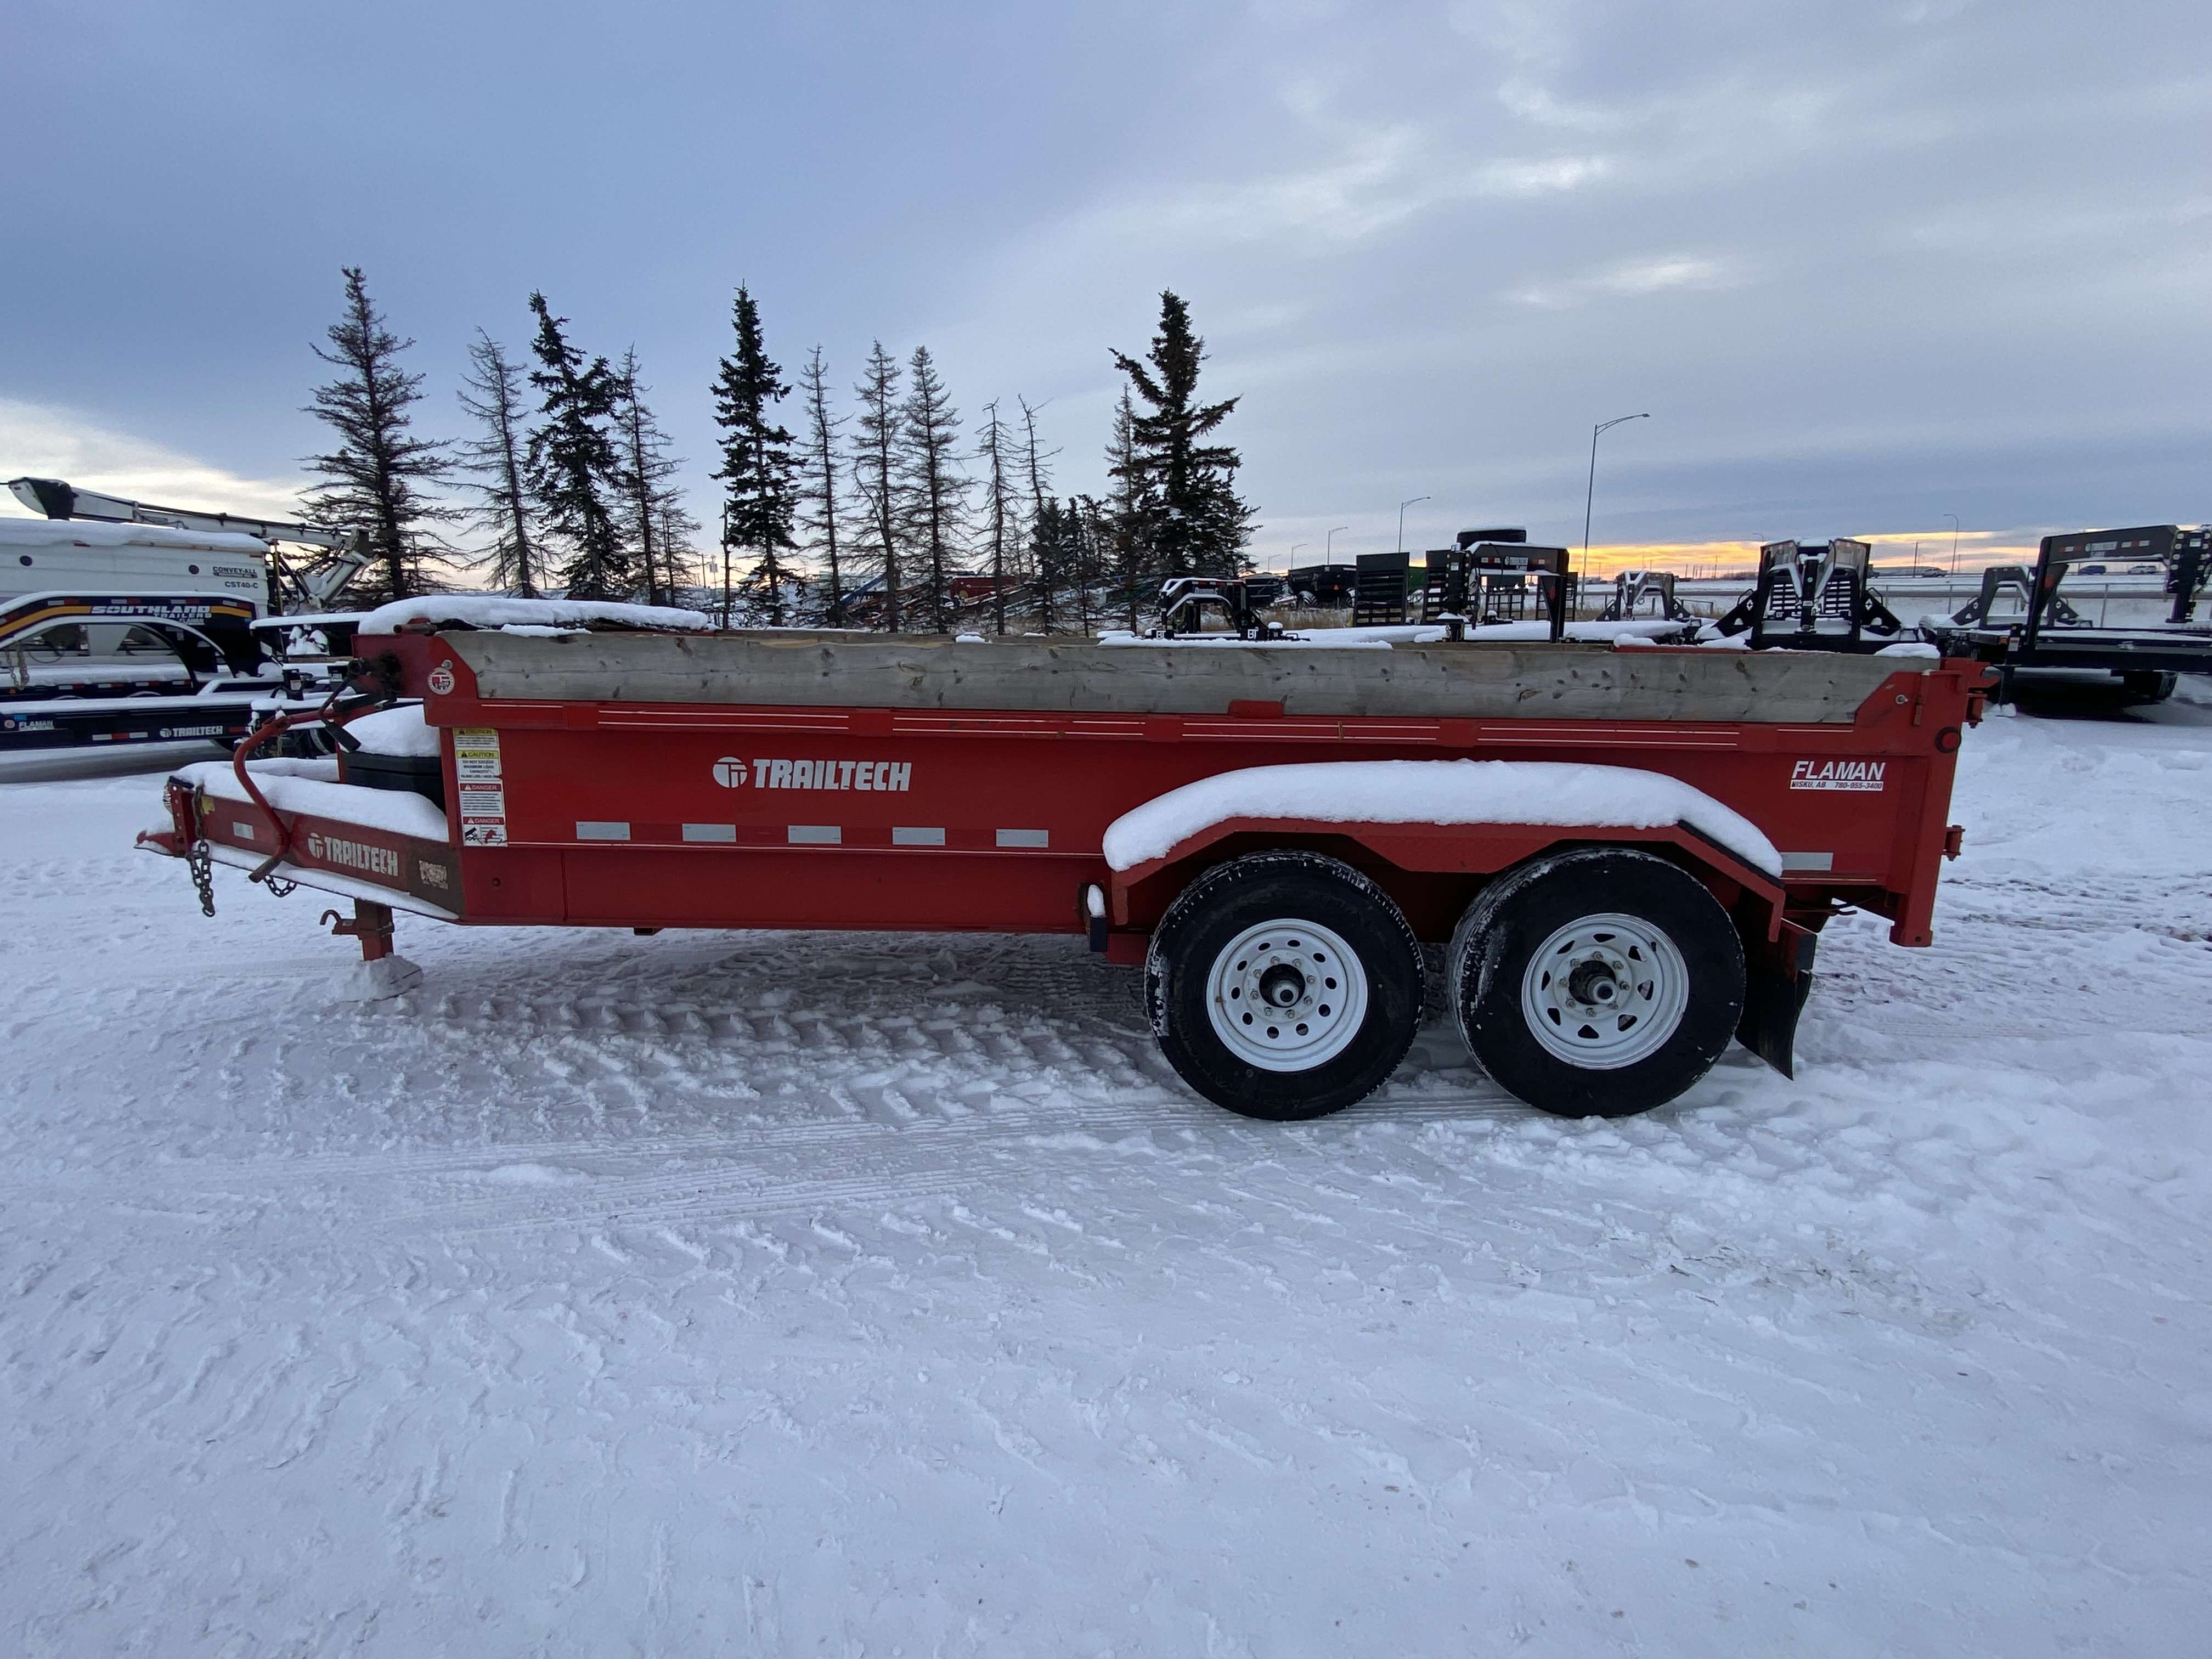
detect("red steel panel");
top-left (313, 637), bottom-right (1989, 945)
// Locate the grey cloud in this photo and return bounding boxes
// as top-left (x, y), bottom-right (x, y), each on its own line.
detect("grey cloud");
top-left (2, 0), bottom-right (2203, 563)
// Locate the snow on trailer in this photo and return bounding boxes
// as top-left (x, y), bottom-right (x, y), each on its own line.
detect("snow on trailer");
top-left (139, 609), bottom-right (1991, 1119)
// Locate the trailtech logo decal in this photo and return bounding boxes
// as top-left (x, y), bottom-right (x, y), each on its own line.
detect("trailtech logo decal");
top-left (304, 831), bottom-right (402, 877)
top-left (713, 756), bottom-right (912, 792)
top-left (1791, 759), bottom-right (1886, 792)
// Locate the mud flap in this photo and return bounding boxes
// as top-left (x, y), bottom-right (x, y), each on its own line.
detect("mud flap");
top-left (1737, 923), bottom-right (1818, 1077)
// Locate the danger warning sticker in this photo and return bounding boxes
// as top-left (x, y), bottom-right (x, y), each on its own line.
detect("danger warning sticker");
top-left (458, 743), bottom-right (509, 844)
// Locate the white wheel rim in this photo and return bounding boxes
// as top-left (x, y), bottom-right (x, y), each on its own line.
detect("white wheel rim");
top-left (1205, 917), bottom-right (1368, 1073)
top-left (1519, 911), bottom-right (1688, 1070)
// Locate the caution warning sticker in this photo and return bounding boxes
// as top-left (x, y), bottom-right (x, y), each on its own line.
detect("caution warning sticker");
top-left (454, 727), bottom-right (503, 783)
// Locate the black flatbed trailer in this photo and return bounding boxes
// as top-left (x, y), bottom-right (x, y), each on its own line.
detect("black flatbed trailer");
top-left (0, 685), bottom-right (266, 753)
top-left (1923, 526), bottom-right (2212, 703)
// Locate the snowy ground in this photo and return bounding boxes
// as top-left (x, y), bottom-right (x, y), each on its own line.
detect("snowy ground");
top-left (4, 704), bottom-right (2210, 1656)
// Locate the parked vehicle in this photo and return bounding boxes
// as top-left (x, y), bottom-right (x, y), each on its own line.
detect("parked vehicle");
top-left (1283, 563), bottom-right (1357, 608)
top-left (2, 478), bottom-right (370, 752)
top-left (141, 602), bottom-right (1989, 1121)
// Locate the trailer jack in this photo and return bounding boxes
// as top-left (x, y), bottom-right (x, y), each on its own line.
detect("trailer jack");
top-left (320, 900), bottom-right (423, 1001)
top-left (321, 900), bottom-right (397, 961)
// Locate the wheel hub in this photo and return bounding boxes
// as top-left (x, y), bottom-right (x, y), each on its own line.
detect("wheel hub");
top-left (1565, 960), bottom-right (1621, 1008)
top-left (1205, 918), bottom-right (1368, 1073)
top-left (1519, 912), bottom-right (1689, 1071)
top-left (1257, 963), bottom-right (1306, 1007)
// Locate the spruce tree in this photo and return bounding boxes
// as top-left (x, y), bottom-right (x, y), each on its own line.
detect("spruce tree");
top-left (302, 266), bottom-right (452, 603)
top-left (795, 347), bottom-right (848, 626)
top-left (1027, 497), bottom-right (1065, 635)
top-left (1110, 290), bottom-right (1252, 580)
top-left (454, 329), bottom-right (541, 596)
top-left (850, 342), bottom-right (904, 630)
top-left (897, 346), bottom-right (970, 633)
top-left (523, 292), bottom-right (628, 599)
top-left (1103, 389), bottom-right (1150, 629)
top-left (709, 286), bottom-right (798, 626)
top-left (612, 350), bottom-right (688, 607)
top-left (1067, 496), bottom-right (1098, 634)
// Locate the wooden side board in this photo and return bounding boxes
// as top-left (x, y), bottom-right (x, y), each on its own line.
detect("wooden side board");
top-left (444, 632), bottom-right (1907, 725)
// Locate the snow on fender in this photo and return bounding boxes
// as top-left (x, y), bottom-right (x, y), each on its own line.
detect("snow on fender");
top-left (1101, 759), bottom-right (1783, 879)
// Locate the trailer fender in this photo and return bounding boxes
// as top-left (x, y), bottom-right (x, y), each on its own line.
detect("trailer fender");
top-left (1102, 759), bottom-right (1790, 941)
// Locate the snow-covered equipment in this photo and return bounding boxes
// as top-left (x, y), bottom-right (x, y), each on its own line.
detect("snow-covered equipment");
top-left (7, 476), bottom-right (371, 612)
top-left (1921, 524), bottom-right (2212, 706)
top-left (1, 477), bottom-right (375, 752)
top-left (139, 610), bottom-right (1993, 1121)
top-left (1714, 539), bottom-right (1908, 651)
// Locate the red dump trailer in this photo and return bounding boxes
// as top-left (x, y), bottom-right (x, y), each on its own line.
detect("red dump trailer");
top-left (140, 618), bottom-right (1990, 1120)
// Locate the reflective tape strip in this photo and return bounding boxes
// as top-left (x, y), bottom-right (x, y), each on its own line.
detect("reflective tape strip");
top-left (576, 821), bottom-right (631, 841)
top-left (996, 828), bottom-right (1049, 849)
top-left (892, 827), bottom-right (945, 847)
top-left (1779, 851), bottom-right (1833, 872)
top-left (682, 823), bottom-right (736, 843)
top-left (787, 825), bottom-right (840, 845)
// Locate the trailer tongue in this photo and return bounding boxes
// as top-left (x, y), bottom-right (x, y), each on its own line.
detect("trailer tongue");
top-left (139, 616), bottom-right (1990, 1120)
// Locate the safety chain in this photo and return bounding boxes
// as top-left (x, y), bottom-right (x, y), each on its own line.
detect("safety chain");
top-left (264, 873), bottom-right (297, 899)
top-left (187, 839), bottom-right (216, 918)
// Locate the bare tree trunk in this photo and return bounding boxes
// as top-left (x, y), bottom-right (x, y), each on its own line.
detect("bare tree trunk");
top-left (980, 402), bottom-right (1010, 635)
top-left (1018, 398), bottom-right (1053, 634)
top-left (720, 505), bottom-right (733, 626)
top-left (800, 348), bottom-right (845, 626)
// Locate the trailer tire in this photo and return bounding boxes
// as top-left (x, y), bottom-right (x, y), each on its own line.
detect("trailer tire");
top-left (1147, 851), bottom-right (1424, 1120)
top-left (1451, 848), bottom-right (1743, 1119)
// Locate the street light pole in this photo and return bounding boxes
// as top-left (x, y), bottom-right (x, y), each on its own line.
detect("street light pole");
top-left (1581, 413), bottom-right (1650, 592)
top-left (1397, 496), bottom-right (1430, 556)
top-left (1327, 526), bottom-right (1350, 562)
top-left (1944, 512), bottom-right (1961, 581)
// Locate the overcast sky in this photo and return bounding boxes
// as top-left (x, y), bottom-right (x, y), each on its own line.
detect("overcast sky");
top-left (3, 0), bottom-right (2205, 571)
